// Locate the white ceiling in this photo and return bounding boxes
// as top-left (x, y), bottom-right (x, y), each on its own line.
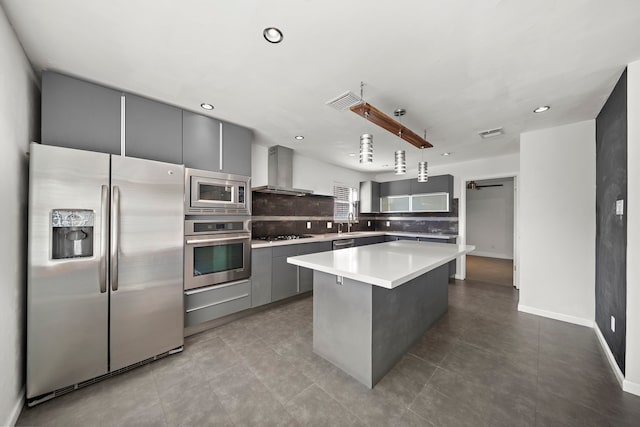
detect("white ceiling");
top-left (3, 0), bottom-right (640, 173)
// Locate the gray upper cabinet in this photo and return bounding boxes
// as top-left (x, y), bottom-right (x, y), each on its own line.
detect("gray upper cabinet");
top-left (410, 175), bottom-right (453, 195)
top-left (182, 110), bottom-right (222, 171)
top-left (380, 180), bottom-right (411, 196)
top-left (221, 122), bottom-right (252, 176)
top-left (124, 94), bottom-right (182, 164)
top-left (183, 111), bottom-right (252, 175)
top-left (42, 71), bottom-right (122, 155)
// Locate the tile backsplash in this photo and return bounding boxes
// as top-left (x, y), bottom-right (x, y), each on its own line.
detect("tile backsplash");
top-left (251, 192), bottom-right (458, 237)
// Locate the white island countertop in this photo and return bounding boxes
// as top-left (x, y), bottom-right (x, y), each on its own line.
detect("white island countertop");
top-left (287, 240), bottom-right (475, 289)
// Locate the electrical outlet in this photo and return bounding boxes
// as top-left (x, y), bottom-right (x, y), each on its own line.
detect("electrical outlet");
top-left (611, 315), bottom-right (616, 333)
top-left (327, 221), bottom-right (332, 228)
top-left (616, 200), bottom-right (624, 216)
top-left (386, 221), bottom-right (390, 227)
top-left (306, 222), bottom-right (311, 229)
top-left (367, 221), bottom-right (371, 227)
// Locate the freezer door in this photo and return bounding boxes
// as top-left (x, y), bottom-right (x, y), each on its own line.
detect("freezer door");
top-left (110, 156), bottom-right (184, 370)
top-left (27, 143), bottom-right (110, 399)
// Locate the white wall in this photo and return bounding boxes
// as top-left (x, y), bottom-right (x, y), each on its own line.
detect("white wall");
top-left (0, 6), bottom-right (39, 426)
top-left (251, 144), bottom-right (374, 196)
top-left (466, 178), bottom-right (514, 259)
top-left (625, 60), bottom-right (640, 394)
top-left (518, 120), bottom-right (595, 326)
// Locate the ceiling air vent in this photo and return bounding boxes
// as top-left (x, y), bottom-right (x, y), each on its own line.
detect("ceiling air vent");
top-left (478, 127), bottom-right (504, 139)
top-left (326, 91), bottom-right (362, 110)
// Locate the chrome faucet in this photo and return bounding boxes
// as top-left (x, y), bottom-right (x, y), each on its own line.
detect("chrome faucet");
top-left (347, 212), bottom-right (354, 233)
top-left (337, 223), bottom-right (343, 234)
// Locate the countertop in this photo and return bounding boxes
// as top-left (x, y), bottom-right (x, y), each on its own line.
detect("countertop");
top-left (286, 240), bottom-right (475, 289)
top-left (251, 231), bottom-right (458, 249)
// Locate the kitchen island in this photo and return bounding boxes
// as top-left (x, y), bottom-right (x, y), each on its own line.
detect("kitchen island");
top-left (287, 240), bottom-right (474, 388)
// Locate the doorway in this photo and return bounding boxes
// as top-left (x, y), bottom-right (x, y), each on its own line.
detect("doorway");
top-left (462, 176), bottom-right (518, 288)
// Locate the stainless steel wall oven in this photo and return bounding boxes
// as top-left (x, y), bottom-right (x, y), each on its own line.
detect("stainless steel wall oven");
top-left (184, 218), bottom-right (251, 290)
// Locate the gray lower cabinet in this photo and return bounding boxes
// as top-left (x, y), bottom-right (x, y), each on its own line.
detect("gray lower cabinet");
top-left (42, 71), bottom-right (122, 155)
top-left (385, 235), bottom-right (418, 241)
top-left (124, 93), bottom-right (182, 164)
top-left (221, 121), bottom-right (253, 176)
top-left (184, 280), bottom-right (251, 326)
top-left (251, 247), bottom-right (272, 307)
top-left (271, 245), bottom-right (299, 302)
top-left (354, 236), bottom-right (385, 246)
top-left (297, 242), bottom-right (332, 293)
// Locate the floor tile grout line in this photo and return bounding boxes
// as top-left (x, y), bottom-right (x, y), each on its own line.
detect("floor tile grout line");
top-left (312, 380), bottom-right (370, 426)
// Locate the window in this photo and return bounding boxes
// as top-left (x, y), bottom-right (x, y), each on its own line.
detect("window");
top-left (333, 183), bottom-right (358, 221)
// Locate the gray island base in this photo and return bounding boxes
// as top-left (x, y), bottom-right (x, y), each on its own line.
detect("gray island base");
top-left (312, 265), bottom-right (449, 388)
top-left (288, 240), bottom-right (474, 388)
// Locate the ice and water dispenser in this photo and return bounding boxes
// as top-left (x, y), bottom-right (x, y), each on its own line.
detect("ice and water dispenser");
top-left (51, 210), bottom-right (94, 259)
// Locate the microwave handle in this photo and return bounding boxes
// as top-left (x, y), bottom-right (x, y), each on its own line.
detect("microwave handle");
top-left (186, 235), bottom-right (249, 245)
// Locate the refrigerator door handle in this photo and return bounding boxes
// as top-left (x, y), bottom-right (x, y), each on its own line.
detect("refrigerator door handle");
top-left (99, 185), bottom-right (109, 293)
top-left (111, 185), bottom-right (120, 291)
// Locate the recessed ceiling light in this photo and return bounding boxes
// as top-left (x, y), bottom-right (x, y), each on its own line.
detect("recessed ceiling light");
top-left (533, 105), bottom-right (550, 113)
top-left (441, 152), bottom-right (452, 156)
top-left (200, 103), bottom-right (214, 110)
top-left (294, 135), bottom-right (304, 140)
top-left (263, 27), bottom-right (283, 44)
top-left (348, 153), bottom-right (356, 157)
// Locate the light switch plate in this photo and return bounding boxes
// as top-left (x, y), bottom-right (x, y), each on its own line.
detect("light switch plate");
top-left (306, 222), bottom-right (311, 229)
top-left (616, 200), bottom-right (624, 216)
top-left (367, 221), bottom-right (371, 227)
top-left (386, 221), bottom-right (390, 227)
top-left (327, 221), bottom-right (332, 228)
top-left (611, 315), bottom-right (616, 332)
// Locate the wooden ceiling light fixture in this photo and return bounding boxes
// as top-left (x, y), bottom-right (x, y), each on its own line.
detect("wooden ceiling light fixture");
top-left (349, 102), bottom-right (434, 149)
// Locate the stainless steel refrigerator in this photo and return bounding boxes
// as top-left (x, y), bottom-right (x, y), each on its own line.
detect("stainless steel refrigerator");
top-left (27, 143), bottom-right (184, 403)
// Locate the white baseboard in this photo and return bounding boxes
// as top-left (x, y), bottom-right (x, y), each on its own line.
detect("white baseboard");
top-left (468, 251), bottom-right (513, 260)
top-left (6, 388), bottom-right (24, 427)
top-left (517, 304), bottom-right (594, 327)
top-left (594, 324), bottom-right (625, 388)
top-left (623, 379), bottom-right (640, 396)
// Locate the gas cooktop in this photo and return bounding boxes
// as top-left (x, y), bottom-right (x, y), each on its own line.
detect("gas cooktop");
top-left (255, 234), bottom-right (314, 242)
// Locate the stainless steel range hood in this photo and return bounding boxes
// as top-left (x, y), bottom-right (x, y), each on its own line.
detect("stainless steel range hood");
top-left (252, 145), bottom-right (313, 196)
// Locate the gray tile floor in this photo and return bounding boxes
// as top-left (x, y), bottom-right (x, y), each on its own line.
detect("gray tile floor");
top-left (18, 274), bottom-right (640, 426)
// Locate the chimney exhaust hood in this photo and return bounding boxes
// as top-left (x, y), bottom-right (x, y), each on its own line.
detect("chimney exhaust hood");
top-left (252, 145), bottom-right (314, 196)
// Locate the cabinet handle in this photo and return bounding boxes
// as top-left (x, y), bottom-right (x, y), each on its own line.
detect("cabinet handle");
top-left (219, 122), bottom-right (223, 171)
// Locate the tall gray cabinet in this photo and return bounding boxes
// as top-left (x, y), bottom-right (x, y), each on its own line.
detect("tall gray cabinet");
top-left (41, 71), bottom-right (253, 175)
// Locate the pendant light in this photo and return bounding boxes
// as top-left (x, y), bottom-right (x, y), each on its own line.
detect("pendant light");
top-left (417, 129), bottom-right (428, 182)
top-left (360, 134), bottom-right (373, 163)
top-left (394, 109), bottom-right (406, 175)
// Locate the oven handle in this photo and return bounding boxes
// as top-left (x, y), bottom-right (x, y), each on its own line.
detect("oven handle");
top-left (186, 235), bottom-right (250, 245)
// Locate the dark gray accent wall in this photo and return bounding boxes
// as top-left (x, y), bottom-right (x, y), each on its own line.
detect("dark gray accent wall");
top-left (595, 69), bottom-right (627, 373)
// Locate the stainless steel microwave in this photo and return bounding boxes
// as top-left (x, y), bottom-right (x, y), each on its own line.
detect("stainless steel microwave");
top-left (185, 168), bottom-right (251, 215)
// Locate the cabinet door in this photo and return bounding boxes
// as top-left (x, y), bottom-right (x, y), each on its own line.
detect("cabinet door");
top-left (221, 122), bottom-right (252, 176)
top-left (42, 71), bottom-right (122, 155)
top-left (251, 248), bottom-right (272, 307)
top-left (381, 195), bottom-right (410, 212)
top-left (380, 180), bottom-right (410, 196)
top-left (297, 242), bottom-right (331, 293)
top-left (271, 255), bottom-right (298, 301)
top-left (355, 236), bottom-right (385, 246)
top-left (409, 174), bottom-right (452, 195)
top-left (125, 94), bottom-right (182, 164)
top-left (182, 110), bottom-right (221, 171)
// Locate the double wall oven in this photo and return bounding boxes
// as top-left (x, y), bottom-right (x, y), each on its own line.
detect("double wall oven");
top-left (184, 169), bottom-right (252, 291)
